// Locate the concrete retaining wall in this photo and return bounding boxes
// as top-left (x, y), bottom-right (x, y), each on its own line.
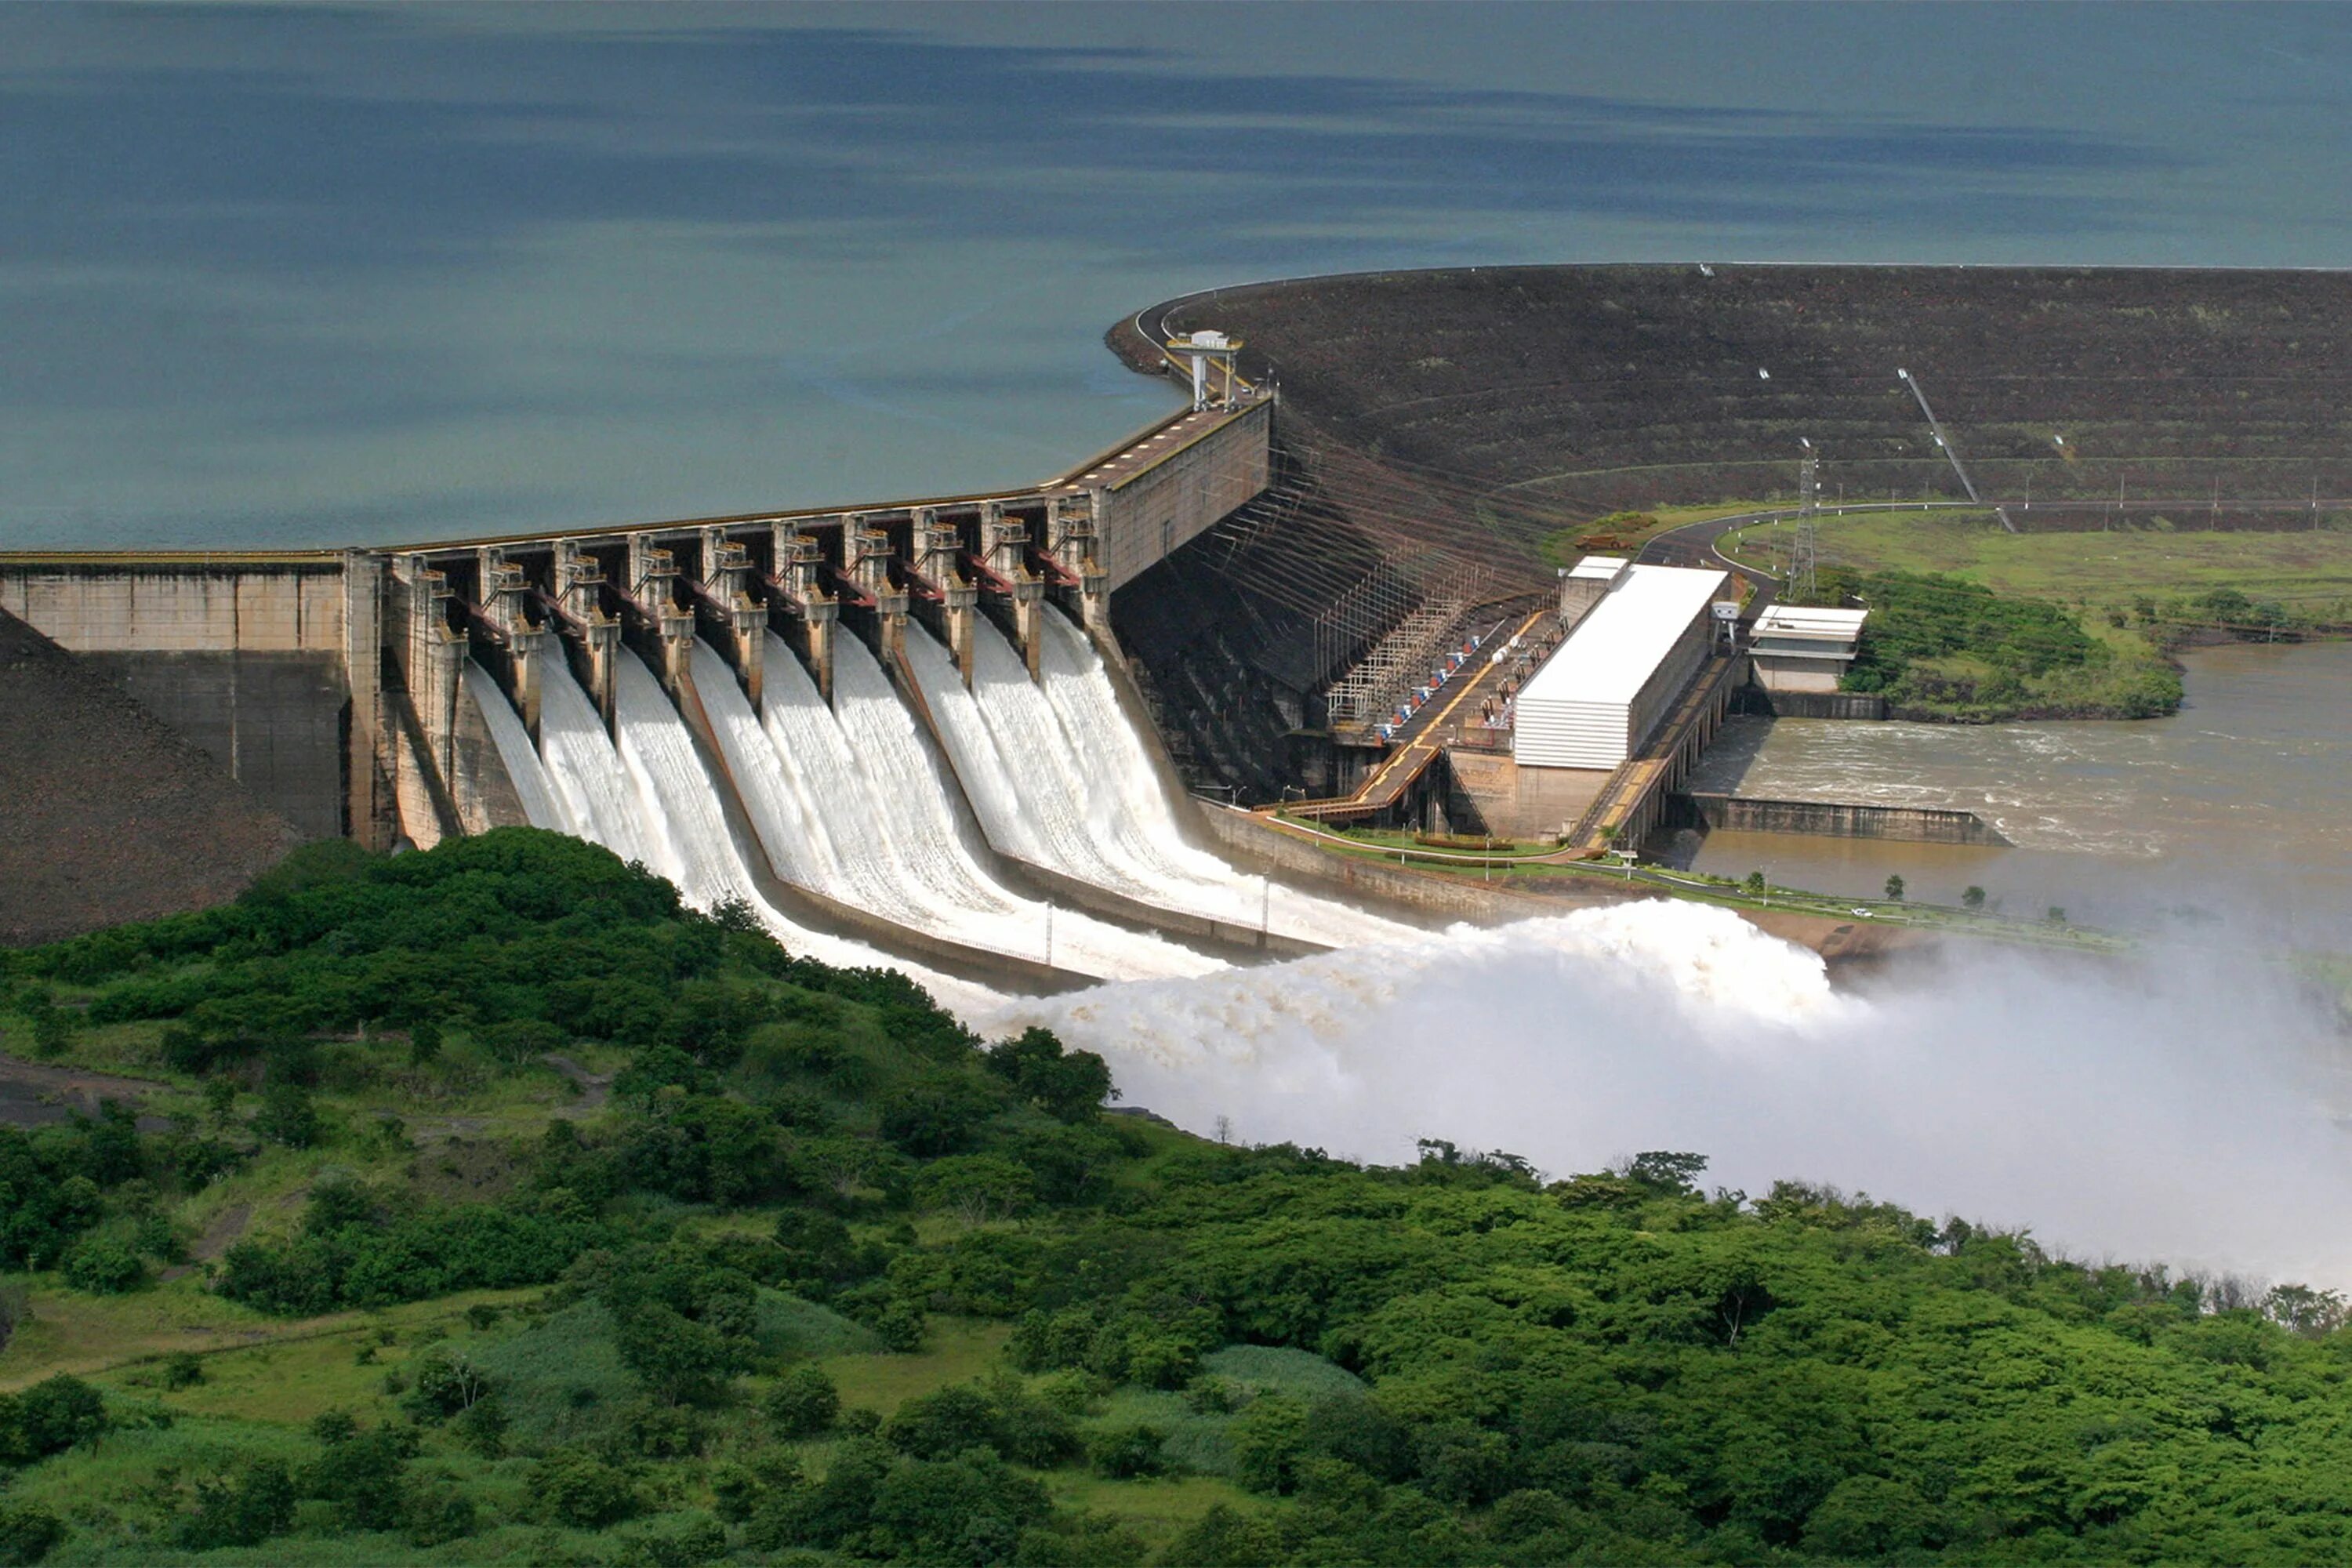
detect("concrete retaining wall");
top-left (1676, 792), bottom-right (2009, 846)
top-left (0, 558), bottom-right (347, 653)
top-left (74, 651), bottom-right (349, 840)
top-left (1196, 804), bottom-right (1564, 924)
top-left (1096, 400), bottom-right (1272, 591)
top-left (1737, 687), bottom-right (1888, 720)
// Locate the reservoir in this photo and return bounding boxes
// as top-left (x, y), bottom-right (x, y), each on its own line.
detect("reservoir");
top-left (1666, 641), bottom-right (2352, 936)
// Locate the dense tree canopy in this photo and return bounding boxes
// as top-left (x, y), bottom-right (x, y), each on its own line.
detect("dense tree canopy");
top-left (3, 829), bottom-right (2350, 1565)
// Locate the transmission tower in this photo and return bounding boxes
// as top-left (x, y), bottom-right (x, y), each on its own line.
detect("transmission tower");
top-left (1789, 522), bottom-right (1820, 604)
top-left (1790, 439), bottom-right (1820, 603)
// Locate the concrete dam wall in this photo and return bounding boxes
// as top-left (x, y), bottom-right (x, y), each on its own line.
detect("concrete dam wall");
top-left (0, 398), bottom-right (1316, 971)
top-left (1674, 792), bottom-right (2011, 847)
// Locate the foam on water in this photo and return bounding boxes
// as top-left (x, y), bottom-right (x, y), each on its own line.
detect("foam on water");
top-left (1011, 896), bottom-right (2352, 1287)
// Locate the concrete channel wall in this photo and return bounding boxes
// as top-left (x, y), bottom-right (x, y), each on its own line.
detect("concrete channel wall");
top-left (1675, 792), bottom-right (2010, 846)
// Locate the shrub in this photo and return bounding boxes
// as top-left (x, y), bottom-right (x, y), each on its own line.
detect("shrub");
top-left (173, 1460), bottom-right (295, 1551)
top-left (61, 1236), bottom-right (145, 1295)
top-left (253, 1082), bottom-right (320, 1148)
top-left (0, 1503), bottom-right (64, 1567)
top-left (532, 1450), bottom-right (638, 1528)
top-left (763, 1365), bottom-right (841, 1439)
top-left (161, 1351), bottom-right (205, 1390)
top-left (1087, 1425), bottom-right (1167, 1479)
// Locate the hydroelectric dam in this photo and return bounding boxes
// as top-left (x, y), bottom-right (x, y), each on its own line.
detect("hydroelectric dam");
top-left (2, 389), bottom-right (1436, 986)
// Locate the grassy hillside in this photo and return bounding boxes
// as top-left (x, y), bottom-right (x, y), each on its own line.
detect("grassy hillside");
top-left (1725, 509), bottom-right (2352, 633)
top-left (3, 831), bottom-right (2351, 1565)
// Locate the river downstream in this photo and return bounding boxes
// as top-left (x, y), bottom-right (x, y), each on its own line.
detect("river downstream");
top-left (1664, 641), bottom-right (2352, 937)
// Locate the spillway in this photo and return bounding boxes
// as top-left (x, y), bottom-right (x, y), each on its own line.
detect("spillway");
top-left (465, 661), bottom-right (568, 833)
top-left (538, 656), bottom-right (655, 867)
top-left (694, 632), bottom-right (1220, 982)
top-left (909, 610), bottom-right (1414, 948)
top-left (524, 652), bottom-right (1001, 1015)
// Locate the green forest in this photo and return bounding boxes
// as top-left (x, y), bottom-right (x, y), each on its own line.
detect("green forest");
top-left (3, 831), bottom-right (2350, 1566)
top-left (1817, 569), bottom-right (2183, 721)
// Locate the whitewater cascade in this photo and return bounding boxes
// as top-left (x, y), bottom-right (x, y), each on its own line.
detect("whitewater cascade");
top-left (691, 633), bottom-right (1219, 982)
top-left (464, 661), bottom-right (567, 833)
top-left (1021, 897), bottom-right (2352, 1287)
top-left (906, 611), bottom-right (1414, 948)
top-left (524, 652), bottom-right (1001, 1014)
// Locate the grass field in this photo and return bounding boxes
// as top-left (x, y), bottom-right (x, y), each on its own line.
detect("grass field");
top-left (1720, 508), bottom-right (2352, 621)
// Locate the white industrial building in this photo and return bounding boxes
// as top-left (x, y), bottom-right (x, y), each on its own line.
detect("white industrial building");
top-left (1748, 604), bottom-right (1869, 692)
top-left (1512, 560), bottom-right (1730, 769)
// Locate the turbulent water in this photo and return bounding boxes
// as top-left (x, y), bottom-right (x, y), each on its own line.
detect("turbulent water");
top-left (1014, 898), bottom-right (2352, 1288)
top-left (694, 632), bottom-right (1218, 982)
top-left (537, 657), bottom-right (655, 867)
top-left (908, 612), bottom-right (1414, 948)
top-left (1676, 641), bottom-right (2352, 934)
top-left (478, 632), bottom-right (2352, 1286)
top-left (529, 651), bottom-right (1001, 1014)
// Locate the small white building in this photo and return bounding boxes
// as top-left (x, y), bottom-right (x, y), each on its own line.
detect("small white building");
top-left (1513, 561), bottom-right (1730, 769)
top-left (1749, 604), bottom-right (1870, 693)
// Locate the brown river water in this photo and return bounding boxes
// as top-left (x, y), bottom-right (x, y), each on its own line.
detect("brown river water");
top-left (1663, 642), bottom-right (2352, 938)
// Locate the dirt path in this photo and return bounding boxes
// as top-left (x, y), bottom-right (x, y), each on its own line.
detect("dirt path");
top-left (541, 1053), bottom-right (612, 1117)
top-left (0, 1052), bottom-right (173, 1131)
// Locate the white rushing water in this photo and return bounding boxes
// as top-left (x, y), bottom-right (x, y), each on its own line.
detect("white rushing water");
top-left (464, 661), bottom-right (568, 833)
top-left (538, 655), bottom-right (655, 866)
top-left (690, 635), bottom-right (1218, 982)
top-left (1014, 897), bottom-right (2352, 1288)
top-left (521, 651), bottom-right (1003, 1016)
top-left (907, 610), bottom-right (1413, 948)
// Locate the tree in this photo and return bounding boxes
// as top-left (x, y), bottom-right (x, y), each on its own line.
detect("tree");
top-left (529, 1450), bottom-right (637, 1529)
top-left (1962, 885), bottom-right (1986, 910)
top-left (253, 1083), bottom-right (320, 1148)
top-left (1088, 1425), bottom-right (1165, 1479)
top-left (408, 1020), bottom-right (441, 1068)
top-left (881, 1385), bottom-right (1000, 1460)
top-left (403, 1346), bottom-right (494, 1421)
top-left (917, 1155), bottom-right (1034, 1228)
top-left (1624, 1151), bottom-right (1709, 1196)
top-left (1232, 1395), bottom-right (1310, 1494)
top-left (1883, 873), bottom-right (1906, 902)
top-left (1743, 870), bottom-right (1766, 897)
top-left (0, 1501), bottom-right (65, 1566)
top-left (173, 1460), bottom-right (295, 1551)
top-left (763, 1365), bottom-right (841, 1439)
top-left (984, 1027), bottom-right (1116, 1123)
top-left (61, 1236), bottom-right (144, 1295)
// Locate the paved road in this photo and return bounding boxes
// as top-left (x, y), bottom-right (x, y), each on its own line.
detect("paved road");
top-left (1635, 510), bottom-right (1789, 619)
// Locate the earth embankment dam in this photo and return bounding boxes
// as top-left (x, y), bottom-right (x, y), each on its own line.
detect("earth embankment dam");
top-left (1106, 264), bottom-right (2352, 799)
top-left (9, 263), bottom-right (2352, 964)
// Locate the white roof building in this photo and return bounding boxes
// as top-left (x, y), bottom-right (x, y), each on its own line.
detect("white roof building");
top-left (1749, 604), bottom-right (1869, 693)
top-left (1513, 562), bottom-right (1729, 769)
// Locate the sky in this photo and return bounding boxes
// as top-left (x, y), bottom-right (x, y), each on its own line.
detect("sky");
top-left (6, 2), bottom-right (2352, 547)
